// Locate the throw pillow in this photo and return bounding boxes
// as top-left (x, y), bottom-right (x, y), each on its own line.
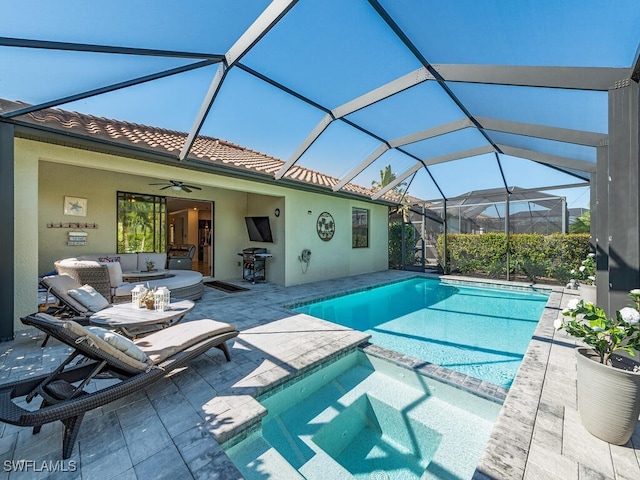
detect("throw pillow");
top-left (98, 256), bottom-right (121, 263)
top-left (62, 321), bottom-right (150, 371)
top-left (100, 261), bottom-right (124, 287)
top-left (34, 312), bottom-right (66, 325)
top-left (68, 284), bottom-right (110, 312)
top-left (86, 326), bottom-right (149, 363)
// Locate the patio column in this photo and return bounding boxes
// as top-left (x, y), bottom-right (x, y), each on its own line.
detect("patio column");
top-left (505, 192), bottom-right (510, 281)
top-left (0, 123), bottom-right (14, 340)
top-left (442, 198), bottom-right (448, 274)
top-left (594, 144), bottom-right (608, 310)
top-left (605, 77), bottom-right (640, 313)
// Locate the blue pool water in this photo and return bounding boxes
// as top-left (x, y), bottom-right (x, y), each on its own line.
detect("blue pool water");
top-left (225, 351), bottom-right (501, 480)
top-left (293, 278), bottom-right (549, 388)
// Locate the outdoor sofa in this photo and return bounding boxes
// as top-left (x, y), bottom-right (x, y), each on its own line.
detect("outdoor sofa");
top-left (54, 252), bottom-right (204, 302)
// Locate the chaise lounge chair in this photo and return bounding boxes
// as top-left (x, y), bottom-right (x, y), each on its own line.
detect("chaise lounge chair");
top-left (39, 273), bottom-right (182, 344)
top-left (41, 273), bottom-right (128, 319)
top-left (0, 313), bottom-right (239, 459)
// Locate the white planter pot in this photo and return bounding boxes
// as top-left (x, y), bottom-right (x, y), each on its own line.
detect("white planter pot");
top-left (575, 347), bottom-right (640, 445)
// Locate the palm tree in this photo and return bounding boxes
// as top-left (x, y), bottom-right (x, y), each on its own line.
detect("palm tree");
top-left (371, 165), bottom-right (398, 190)
top-left (372, 165), bottom-right (410, 221)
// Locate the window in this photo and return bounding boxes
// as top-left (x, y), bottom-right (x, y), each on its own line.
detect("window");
top-left (117, 192), bottom-right (166, 253)
top-left (352, 207), bottom-right (369, 248)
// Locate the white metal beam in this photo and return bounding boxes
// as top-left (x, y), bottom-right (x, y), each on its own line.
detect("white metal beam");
top-left (476, 117), bottom-right (607, 147)
top-left (332, 119), bottom-right (473, 194)
top-left (284, 67), bottom-right (433, 184)
top-left (331, 67), bottom-right (433, 118)
top-left (423, 145), bottom-right (495, 166)
top-left (275, 114), bottom-right (334, 179)
top-left (371, 146), bottom-right (496, 200)
top-left (179, 63), bottom-right (226, 160)
top-left (181, 0), bottom-right (298, 161)
top-left (371, 162), bottom-right (422, 200)
top-left (388, 118), bottom-right (473, 148)
top-left (225, 0), bottom-right (299, 66)
top-left (332, 143), bottom-right (390, 191)
top-left (433, 64), bottom-right (628, 91)
top-left (497, 144), bottom-right (596, 172)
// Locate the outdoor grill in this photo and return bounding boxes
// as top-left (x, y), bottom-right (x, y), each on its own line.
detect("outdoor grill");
top-left (238, 248), bottom-right (270, 283)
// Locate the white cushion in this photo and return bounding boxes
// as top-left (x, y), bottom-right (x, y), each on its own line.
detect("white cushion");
top-left (117, 254), bottom-right (138, 272)
top-left (61, 320), bottom-right (150, 371)
top-left (55, 259), bottom-right (102, 269)
top-left (86, 326), bottom-right (149, 363)
top-left (100, 261), bottom-right (124, 287)
top-left (134, 318), bottom-right (236, 364)
top-left (41, 274), bottom-right (89, 313)
top-left (137, 253), bottom-right (166, 271)
top-left (111, 271), bottom-right (202, 298)
top-left (68, 284), bottom-right (110, 312)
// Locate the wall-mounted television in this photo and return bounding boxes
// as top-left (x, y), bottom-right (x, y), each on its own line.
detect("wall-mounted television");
top-left (245, 216), bottom-right (273, 243)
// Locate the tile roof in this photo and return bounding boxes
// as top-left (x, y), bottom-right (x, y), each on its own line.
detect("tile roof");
top-left (1, 99), bottom-right (396, 201)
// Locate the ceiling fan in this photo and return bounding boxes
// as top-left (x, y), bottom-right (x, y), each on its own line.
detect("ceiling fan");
top-left (149, 180), bottom-right (202, 193)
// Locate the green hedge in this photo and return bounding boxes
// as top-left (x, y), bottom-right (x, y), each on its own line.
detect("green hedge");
top-left (436, 233), bottom-right (590, 283)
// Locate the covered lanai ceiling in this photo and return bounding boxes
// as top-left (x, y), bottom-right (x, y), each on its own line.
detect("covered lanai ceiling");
top-left (1, 0), bottom-right (639, 206)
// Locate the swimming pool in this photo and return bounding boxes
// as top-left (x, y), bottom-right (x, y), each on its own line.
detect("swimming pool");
top-left (293, 277), bottom-right (549, 388)
top-left (225, 350), bottom-right (501, 480)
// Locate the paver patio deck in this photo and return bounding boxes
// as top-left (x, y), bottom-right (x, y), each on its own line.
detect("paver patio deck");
top-left (1, 271), bottom-right (639, 479)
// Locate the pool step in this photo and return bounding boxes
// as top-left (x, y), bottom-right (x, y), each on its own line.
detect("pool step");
top-left (298, 449), bottom-right (353, 480)
top-left (226, 435), bottom-right (305, 480)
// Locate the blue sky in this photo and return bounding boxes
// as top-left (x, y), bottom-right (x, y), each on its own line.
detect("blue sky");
top-left (2, 0), bottom-right (639, 210)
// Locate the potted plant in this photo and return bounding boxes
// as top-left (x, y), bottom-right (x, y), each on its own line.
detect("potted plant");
top-left (138, 285), bottom-right (157, 309)
top-left (145, 257), bottom-right (155, 272)
top-left (555, 292), bottom-right (640, 444)
top-left (570, 253), bottom-right (596, 303)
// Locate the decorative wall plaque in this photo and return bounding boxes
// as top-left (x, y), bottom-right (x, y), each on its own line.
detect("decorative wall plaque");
top-left (316, 212), bottom-right (335, 241)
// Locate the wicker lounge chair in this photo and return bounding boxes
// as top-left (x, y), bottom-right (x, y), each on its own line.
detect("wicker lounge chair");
top-left (0, 313), bottom-right (239, 459)
top-left (40, 273), bottom-right (192, 347)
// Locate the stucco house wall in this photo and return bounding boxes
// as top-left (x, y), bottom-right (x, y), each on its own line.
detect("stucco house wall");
top-left (13, 137), bottom-right (388, 331)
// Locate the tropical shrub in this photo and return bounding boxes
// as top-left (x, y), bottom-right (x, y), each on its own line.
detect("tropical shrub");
top-left (436, 233), bottom-right (591, 283)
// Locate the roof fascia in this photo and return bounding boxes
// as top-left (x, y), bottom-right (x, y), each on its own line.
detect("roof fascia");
top-left (8, 120), bottom-right (392, 206)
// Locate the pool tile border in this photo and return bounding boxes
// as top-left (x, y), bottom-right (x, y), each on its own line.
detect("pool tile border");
top-left (361, 342), bottom-right (509, 404)
top-left (285, 273), bottom-right (553, 310)
top-left (473, 286), bottom-right (565, 479)
top-left (284, 274), bottom-right (423, 309)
